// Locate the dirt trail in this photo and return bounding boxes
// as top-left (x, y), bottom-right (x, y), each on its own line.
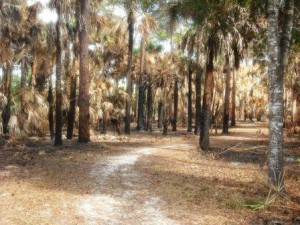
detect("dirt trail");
top-left (78, 145), bottom-right (184, 225)
top-left (1, 122), bottom-right (299, 225)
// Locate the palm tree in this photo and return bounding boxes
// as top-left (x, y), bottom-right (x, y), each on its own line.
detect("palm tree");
top-left (137, 13), bottom-right (156, 131)
top-left (67, 2), bottom-right (80, 139)
top-left (78, 0), bottom-right (90, 142)
top-left (222, 55), bottom-right (231, 134)
top-left (54, 1), bottom-right (63, 146)
top-left (124, 2), bottom-right (135, 135)
top-left (267, 0), bottom-right (294, 191)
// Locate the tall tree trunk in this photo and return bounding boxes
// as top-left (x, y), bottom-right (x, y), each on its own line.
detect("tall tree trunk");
top-left (137, 80), bottom-right (145, 131)
top-left (223, 55), bottom-right (231, 134)
top-left (172, 78), bottom-right (179, 131)
top-left (146, 81), bottom-right (153, 132)
top-left (158, 101), bottom-right (163, 128)
top-left (200, 39), bottom-right (214, 150)
top-left (267, 0), bottom-right (294, 190)
top-left (194, 27), bottom-right (202, 135)
top-left (2, 62), bottom-right (13, 135)
top-left (162, 106), bottom-right (168, 136)
top-left (125, 7), bottom-right (135, 135)
top-left (187, 65), bottom-right (193, 132)
top-left (67, 64), bottom-right (77, 139)
top-left (137, 33), bottom-right (146, 131)
top-left (67, 2), bottom-right (80, 139)
top-left (162, 81), bottom-right (168, 136)
top-left (55, 2), bottom-right (63, 146)
top-left (78, 0), bottom-right (90, 142)
top-left (231, 47), bottom-right (239, 127)
top-left (48, 74), bottom-right (54, 140)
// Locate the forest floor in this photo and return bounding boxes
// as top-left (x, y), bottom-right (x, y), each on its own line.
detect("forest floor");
top-left (0, 121), bottom-right (300, 225)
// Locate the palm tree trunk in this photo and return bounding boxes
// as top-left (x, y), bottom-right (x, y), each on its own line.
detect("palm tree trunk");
top-left (137, 81), bottom-right (145, 131)
top-left (55, 2), bottom-right (63, 146)
top-left (200, 39), bottom-right (214, 150)
top-left (231, 47), bottom-right (239, 126)
top-left (222, 55), bottom-right (231, 134)
top-left (158, 77), bottom-right (164, 129)
top-left (194, 29), bottom-right (202, 135)
top-left (67, 2), bottom-right (80, 139)
top-left (172, 78), bottom-right (179, 131)
top-left (146, 81), bottom-right (153, 132)
top-left (125, 7), bottom-right (135, 135)
top-left (267, 0), bottom-right (294, 189)
top-left (187, 66), bottom-right (193, 132)
top-left (48, 74), bottom-right (54, 140)
top-left (158, 101), bottom-right (163, 128)
top-left (67, 66), bottom-right (77, 139)
top-left (2, 62), bottom-right (13, 135)
top-left (78, 0), bottom-right (90, 142)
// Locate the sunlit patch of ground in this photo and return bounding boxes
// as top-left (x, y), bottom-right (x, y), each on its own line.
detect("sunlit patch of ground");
top-left (0, 122), bottom-right (299, 224)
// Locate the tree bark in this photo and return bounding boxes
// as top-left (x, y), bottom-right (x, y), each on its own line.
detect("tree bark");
top-left (137, 80), bottom-right (145, 131)
top-left (78, 0), bottom-right (90, 142)
top-left (125, 7), bottom-right (135, 135)
top-left (146, 81), bottom-right (153, 132)
top-left (200, 38), bottom-right (214, 150)
top-left (187, 65), bottom-right (193, 132)
top-left (267, 0), bottom-right (294, 190)
top-left (223, 55), bottom-right (231, 134)
top-left (158, 78), bottom-right (164, 129)
top-left (67, 66), bottom-right (77, 139)
top-left (231, 47), bottom-right (239, 127)
top-left (194, 28), bottom-right (202, 135)
top-left (2, 62), bottom-right (13, 135)
top-left (48, 74), bottom-right (54, 140)
top-left (55, 2), bottom-right (63, 146)
top-left (172, 78), bottom-right (179, 131)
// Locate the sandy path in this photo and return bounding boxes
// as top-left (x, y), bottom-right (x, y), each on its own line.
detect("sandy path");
top-left (77, 145), bottom-right (181, 225)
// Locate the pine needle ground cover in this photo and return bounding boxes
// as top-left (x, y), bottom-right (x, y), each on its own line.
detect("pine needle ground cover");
top-left (0, 123), bottom-right (299, 224)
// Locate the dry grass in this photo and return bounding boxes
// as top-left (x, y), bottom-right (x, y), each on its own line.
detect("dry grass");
top-left (0, 122), bottom-right (299, 225)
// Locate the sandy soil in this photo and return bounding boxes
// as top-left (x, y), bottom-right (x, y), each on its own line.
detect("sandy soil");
top-left (0, 122), bottom-right (299, 225)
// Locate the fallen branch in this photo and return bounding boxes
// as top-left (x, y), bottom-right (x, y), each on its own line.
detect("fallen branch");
top-left (219, 142), bottom-right (243, 155)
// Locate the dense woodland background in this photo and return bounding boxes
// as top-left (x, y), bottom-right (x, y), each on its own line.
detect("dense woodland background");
top-left (0, 0), bottom-right (300, 220)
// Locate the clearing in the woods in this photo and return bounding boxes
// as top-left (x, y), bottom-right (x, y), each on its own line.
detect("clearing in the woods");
top-left (0, 122), bottom-right (299, 225)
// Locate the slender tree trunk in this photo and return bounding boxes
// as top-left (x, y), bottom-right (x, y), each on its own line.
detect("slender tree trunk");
top-left (55, 3), bottom-right (63, 146)
top-left (48, 74), bottom-right (54, 140)
top-left (200, 39), bottom-right (214, 150)
top-left (158, 101), bottom-right (163, 128)
top-left (2, 62), bottom-right (13, 135)
top-left (187, 66), bottom-right (193, 132)
top-left (137, 81), bottom-right (145, 131)
top-left (162, 82), bottom-right (168, 136)
top-left (158, 78), bottom-right (164, 129)
top-left (172, 78), bottom-right (179, 131)
top-left (146, 81), bottom-right (153, 132)
top-left (78, 0), bottom-right (90, 142)
top-left (137, 33), bottom-right (146, 131)
top-left (67, 2), bottom-right (80, 139)
top-left (194, 29), bottom-right (202, 135)
top-left (67, 67), bottom-right (77, 139)
top-left (231, 47), bottom-right (239, 126)
top-left (125, 7), bottom-right (135, 135)
top-left (162, 106), bottom-right (168, 136)
top-left (267, 0), bottom-right (294, 190)
top-left (223, 55), bottom-right (231, 134)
